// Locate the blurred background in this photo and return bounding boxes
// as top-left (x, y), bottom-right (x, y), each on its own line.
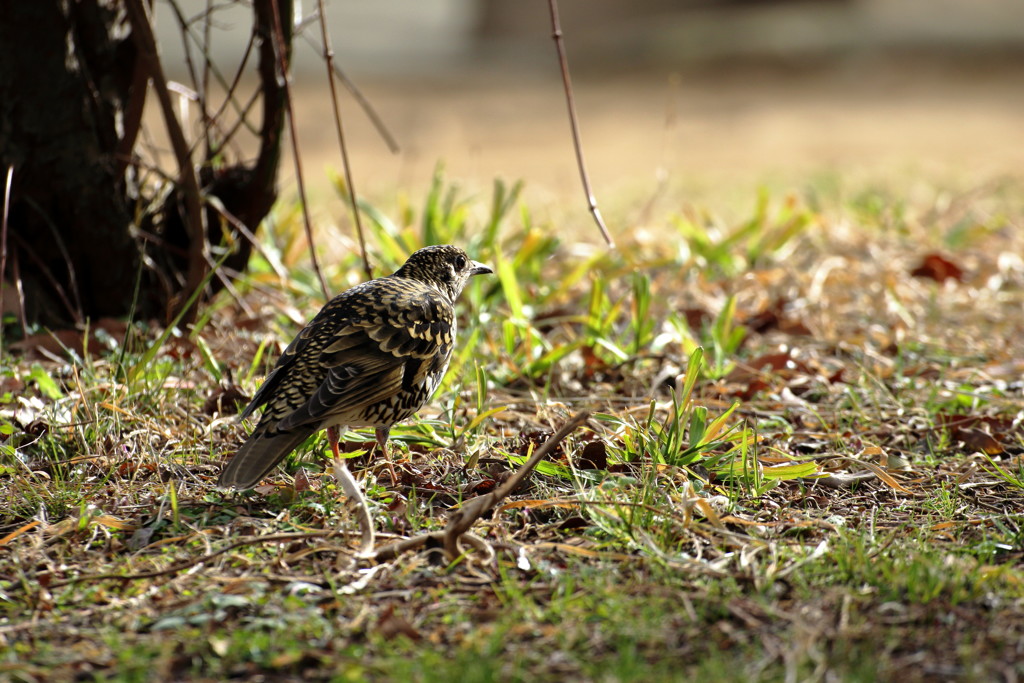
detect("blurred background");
top-left (155, 0), bottom-right (1024, 225)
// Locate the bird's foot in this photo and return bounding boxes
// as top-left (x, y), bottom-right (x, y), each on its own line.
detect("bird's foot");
top-left (375, 426), bottom-right (398, 486)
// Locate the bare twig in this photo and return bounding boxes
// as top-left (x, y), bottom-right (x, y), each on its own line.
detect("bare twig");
top-left (218, 89), bottom-right (262, 152)
top-left (371, 412), bottom-right (592, 564)
top-left (1, 165), bottom-right (11, 343)
top-left (300, 33), bottom-right (400, 154)
top-left (441, 410), bottom-right (590, 561)
top-left (0, 173), bottom-right (6, 225)
top-left (125, 0), bottom-right (209, 325)
top-left (267, 0), bottom-right (330, 300)
top-left (36, 203), bottom-right (83, 320)
top-left (204, 196), bottom-right (287, 282)
top-left (315, 0), bottom-right (373, 281)
top-left (6, 232), bottom-right (78, 322)
top-left (203, 36), bottom-right (258, 151)
top-left (165, 0), bottom-right (261, 148)
top-left (47, 530), bottom-right (348, 588)
top-left (547, 0), bottom-right (614, 249)
top-left (164, 0), bottom-right (203, 113)
top-left (371, 532), bottom-right (436, 563)
top-left (10, 248), bottom-right (26, 335)
top-left (202, 253), bottom-right (255, 319)
top-left (201, 0), bottom-right (213, 151)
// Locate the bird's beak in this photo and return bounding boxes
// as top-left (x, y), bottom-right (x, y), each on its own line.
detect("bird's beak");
top-left (470, 261), bottom-right (493, 276)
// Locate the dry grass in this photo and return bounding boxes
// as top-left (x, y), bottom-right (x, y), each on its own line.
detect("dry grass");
top-left (2, 176), bottom-right (1023, 681)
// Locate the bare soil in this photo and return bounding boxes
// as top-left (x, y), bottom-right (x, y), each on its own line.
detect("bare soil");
top-left (278, 58), bottom-right (1024, 223)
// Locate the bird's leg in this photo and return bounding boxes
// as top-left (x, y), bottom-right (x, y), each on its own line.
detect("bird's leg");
top-left (327, 425), bottom-right (344, 471)
top-left (375, 426), bottom-right (397, 485)
top-left (325, 425), bottom-right (376, 556)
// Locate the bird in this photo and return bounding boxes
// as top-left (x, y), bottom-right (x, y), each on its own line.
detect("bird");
top-left (218, 245), bottom-right (492, 490)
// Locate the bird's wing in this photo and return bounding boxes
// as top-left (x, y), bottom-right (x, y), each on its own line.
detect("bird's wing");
top-left (269, 282), bottom-right (453, 432)
top-left (240, 316), bottom-right (324, 421)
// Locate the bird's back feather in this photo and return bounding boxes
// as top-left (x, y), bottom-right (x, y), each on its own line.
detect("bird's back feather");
top-left (219, 245), bottom-right (489, 490)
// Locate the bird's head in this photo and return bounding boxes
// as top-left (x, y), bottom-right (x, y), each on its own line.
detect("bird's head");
top-left (394, 245), bottom-right (492, 300)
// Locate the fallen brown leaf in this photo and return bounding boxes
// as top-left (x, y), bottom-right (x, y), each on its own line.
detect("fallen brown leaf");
top-left (376, 604), bottom-right (422, 642)
top-left (910, 252), bottom-right (964, 283)
top-left (576, 440), bottom-right (608, 470)
top-left (953, 427), bottom-right (1004, 455)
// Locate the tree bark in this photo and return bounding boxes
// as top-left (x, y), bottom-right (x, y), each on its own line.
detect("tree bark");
top-left (0, 0), bottom-right (143, 327)
top-left (0, 0), bottom-right (290, 330)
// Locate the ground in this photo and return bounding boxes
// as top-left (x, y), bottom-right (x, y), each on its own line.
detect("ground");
top-left (2, 57), bottom-right (1023, 681)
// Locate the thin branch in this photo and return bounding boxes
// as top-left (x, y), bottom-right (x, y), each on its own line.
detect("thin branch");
top-left (7, 227), bottom-right (78, 323)
top-left (125, 0), bottom-right (209, 325)
top-left (268, 0), bottom-right (330, 300)
top-left (371, 412), bottom-right (592, 564)
top-left (442, 410), bottom-right (590, 561)
top-left (1, 165), bottom-right (12, 342)
top-left (166, 0), bottom-right (262, 146)
top-left (10, 248), bottom-right (26, 335)
top-left (0, 167), bottom-right (9, 269)
top-left (164, 0), bottom-right (203, 110)
top-left (546, 0), bottom-right (614, 249)
top-left (204, 196), bottom-right (287, 282)
top-left (300, 33), bottom-right (401, 155)
top-left (202, 253), bottom-right (255, 319)
top-left (204, 33), bottom-right (258, 150)
top-left (48, 530), bottom-right (348, 587)
top-left (29, 198), bottom-right (84, 319)
top-left (201, 0), bottom-right (213, 152)
top-left (315, 0), bottom-right (372, 281)
top-left (217, 88), bottom-right (262, 153)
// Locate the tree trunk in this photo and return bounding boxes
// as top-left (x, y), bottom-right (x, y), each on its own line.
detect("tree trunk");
top-left (0, 0), bottom-right (290, 330)
top-left (0, 0), bottom-right (144, 327)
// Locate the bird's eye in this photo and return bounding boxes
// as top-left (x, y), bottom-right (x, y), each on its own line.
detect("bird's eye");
top-left (453, 254), bottom-right (467, 270)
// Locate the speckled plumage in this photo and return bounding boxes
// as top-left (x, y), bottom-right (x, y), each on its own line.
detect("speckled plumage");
top-left (218, 245), bottom-right (491, 489)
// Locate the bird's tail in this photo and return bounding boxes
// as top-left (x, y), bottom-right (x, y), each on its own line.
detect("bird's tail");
top-left (217, 428), bottom-right (315, 490)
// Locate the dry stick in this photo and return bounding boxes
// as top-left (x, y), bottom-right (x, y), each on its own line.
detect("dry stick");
top-left (315, 0), bottom-right (373, 281)
top-left (201, 0), bottom-right (214, 151)
top-left (442, 410), bottom-right (590, 561)
top-left (203, 62), bottom-right (260, 163)
top-left (125, 0), bottom-right (209, 325)
top-left (167, 0), bottom-right (260, 152)
top-left (205, 196), bottom-right (288, 282)
top-left (169, 0), bottom-right (215, 154)
top-left (48, 531), bottom-right (347, 588)
top-left (9, 249), bottom-right (27, 338)
top-left (300, 34), bottom-right (401, 155)
top-left (372, 411), bottom-right (591, 563)
top-left (164, 0), bottom-right (202, 107)
top-left (0, 166), bottom-right (12, 345)
top-left (167, 0), bottom-right (255, 147)
top-left (202, 253), bottom-right (255, 319)
top-left (210, 34), bottom-right (258, 143)
top-left (219, 89), bottom-right (263, 155)
top-left (40, 209), bottom-right (84, 320)
top-left (5, 233), bottom-right (78, 322)
top-left (546, 0), bottom-right (614, 249)
top-left (268, 0), bottom-right (330, 300)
